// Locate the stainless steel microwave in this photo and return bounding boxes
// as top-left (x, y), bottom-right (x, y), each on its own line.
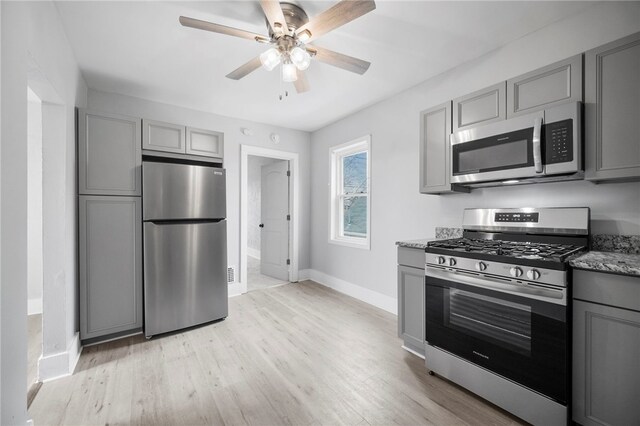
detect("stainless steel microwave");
top-left (450, 102), bottom-right (581, 185)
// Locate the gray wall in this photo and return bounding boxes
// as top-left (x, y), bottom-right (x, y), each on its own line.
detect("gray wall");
top-left (247, 156), bottom-right (282, 255)
top-left (87, 89), bottom-right (313, 277)
top-left (2, 1), bottom-right (88, 422)
top-left (310, 2), bottom-right (640, 300)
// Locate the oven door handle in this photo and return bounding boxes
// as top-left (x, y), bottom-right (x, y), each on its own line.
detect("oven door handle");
top-left (533, 117), bottom-right (543, 173)
top-left (426, 267), bottom-right (566, 305)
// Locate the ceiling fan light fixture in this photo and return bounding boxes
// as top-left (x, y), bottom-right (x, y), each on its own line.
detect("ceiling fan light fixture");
top-left (290, 47), bottom-right (311, 71)
top-left (282, 62), bottom-right (298, 82)
top-left (260, 48), bottom-right (281, 71)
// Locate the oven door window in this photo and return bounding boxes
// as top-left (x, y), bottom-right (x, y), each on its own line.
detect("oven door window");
top-left (452, 127), bottom-right (534, 175)
top-left (446, 289), bottom-right (531, 355)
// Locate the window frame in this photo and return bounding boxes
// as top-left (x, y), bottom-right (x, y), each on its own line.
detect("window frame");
top-left (329, 135), bottom-right (371, 250)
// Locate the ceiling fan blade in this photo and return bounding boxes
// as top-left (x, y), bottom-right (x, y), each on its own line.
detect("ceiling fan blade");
top-left (307, 46), bottom-right (370, 75)
top-left (179, 16), bottom-right (270, 43)
top-left (294, 70), bottom-right (310, 93)
top-left (295, 0), bottom-right (376, 43)
top-left (259, 0), bottom-right (291, 36)
top-left (226, 56), bottom-right (263, 80)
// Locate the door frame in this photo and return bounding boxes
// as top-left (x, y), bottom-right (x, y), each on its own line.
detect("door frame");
top-left (239, 145), bottom-right (299, 296)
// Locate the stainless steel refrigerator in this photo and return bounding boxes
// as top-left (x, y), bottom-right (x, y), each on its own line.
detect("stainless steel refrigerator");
top-left (142, 160), bottom-right (228, 338)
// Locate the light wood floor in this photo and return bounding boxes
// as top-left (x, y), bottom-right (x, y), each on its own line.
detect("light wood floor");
top-left (29, 281), bottom-right (524, 425)
top-left (247, 255), bottom-right (289, 292)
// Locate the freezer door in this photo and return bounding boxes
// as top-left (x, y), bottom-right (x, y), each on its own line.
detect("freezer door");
top-left (144, 220), bottom-right (228, 337)
top-left (143, 161), bottom-right (226, 220)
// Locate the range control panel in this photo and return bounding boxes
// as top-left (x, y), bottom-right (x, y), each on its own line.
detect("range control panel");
top-left (545, 119), bottom-right (573, 164)
top-left (494, 212), bottom-right (540, 223)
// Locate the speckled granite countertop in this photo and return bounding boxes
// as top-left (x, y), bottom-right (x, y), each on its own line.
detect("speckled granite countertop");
top-left (396, 238), bottom-right (436, 249)
top-left (396, 227), bottom-right (463, 249)
top-left (570, 251), bottom-right (640, 277)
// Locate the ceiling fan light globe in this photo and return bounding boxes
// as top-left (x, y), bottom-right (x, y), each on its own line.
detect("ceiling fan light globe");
top-left (282, 62), bottom-right (298, 82)
top-left (260, 48), bottom-right (281, 71)
top-left (290, 47), bottom-right (311, 71)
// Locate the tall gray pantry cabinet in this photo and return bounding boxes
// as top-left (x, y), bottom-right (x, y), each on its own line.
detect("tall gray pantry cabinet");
top-left (78, 109), bottom-right (143, 342)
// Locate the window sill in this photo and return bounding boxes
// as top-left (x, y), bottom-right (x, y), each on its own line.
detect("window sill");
top-left (329, 237), bottom-right (370, 250)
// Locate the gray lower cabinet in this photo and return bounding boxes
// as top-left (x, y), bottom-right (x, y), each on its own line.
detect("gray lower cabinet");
top-left (419, 102), bottom-right (467, 194)
top-left (397, 247), bottom-right (425, 356)
top-left (452, 82), bottom-right (506, 132)
top-left (585, 31), bottom-right (640, 182)
top-left (79, 195), bottom-right (143, 341)
top-left (186, 127), bottom-right (224, 159)
top-left (572, 269), bottom-right (640, 426)
top-left (142, 119), bottom-right (186, 154)
top-left (507, 54), bottom-right (582, 118)
top-left (78, 109), bottom-right (141, 196)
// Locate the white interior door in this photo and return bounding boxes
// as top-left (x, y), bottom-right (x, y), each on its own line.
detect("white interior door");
top-left (260, 160), bottom-right (290, 281)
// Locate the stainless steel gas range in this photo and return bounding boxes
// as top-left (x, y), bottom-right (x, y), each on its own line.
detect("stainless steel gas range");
top-left (425, 207), bottom-right (589, 426)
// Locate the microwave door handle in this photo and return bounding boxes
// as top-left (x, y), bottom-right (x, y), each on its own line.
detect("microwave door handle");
top-left (533, 117), bottom-right (543, 173)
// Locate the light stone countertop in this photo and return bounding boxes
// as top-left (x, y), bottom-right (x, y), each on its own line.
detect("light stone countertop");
top-left (570, 251), bottom-right (640, 277)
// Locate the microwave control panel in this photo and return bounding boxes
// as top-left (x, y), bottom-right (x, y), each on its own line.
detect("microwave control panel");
top-left (545, 119), bottom-right (573, 164)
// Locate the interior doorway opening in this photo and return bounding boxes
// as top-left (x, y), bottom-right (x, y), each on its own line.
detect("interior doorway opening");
top-left (26, 86), bottom-right (43, 403)
top-left (239, 145), bottom-right (300, 296)
top-left (247, 155), bottom-right (290, 292)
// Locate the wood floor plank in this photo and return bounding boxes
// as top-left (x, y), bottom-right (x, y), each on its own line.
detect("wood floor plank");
top-left (29, 281), bottom-right (524, 425)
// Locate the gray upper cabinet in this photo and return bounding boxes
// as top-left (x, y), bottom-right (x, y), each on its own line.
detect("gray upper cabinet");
top-left (507, 55), bottom-right (582, 118)
top-left (142, 119), bottom-right (186, 154)
top-left (452, 82), bottom-right (506, 132)
top-left (420, 101), bottom-right (467, 194)
top-left (397, 247), bottom-right (426, 356)
top-left (79, 195), bottom-right (143, 341)
top-left (78, 109), bottom-right (141, 196)
top-left (572, 270), bottom-right (640, 426)
top-left (186, 127), bottom-right (224, 159)
top-left (585, 31), bottom-right (640, 182)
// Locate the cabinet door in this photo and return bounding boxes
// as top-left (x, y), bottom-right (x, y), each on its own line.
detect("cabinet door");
top-left (507, 55), bottom-right (582, 118)
top-left (573, 300), bottom-right (640, 426)
top-left (420, 101), bottom-right (467, 194)
top-left (398, 265), bottom-right (425, 355)
top-left (452, 82), bottom-right (506, 132)
top-left (186, 127), bottom-right (224, 159)
top-left (142, 119), bottom-right (186, 154)
top-left (585, 32), bottom-right (640, 182)
top-left (78, 109), bottom-right (141, 196)
top-left (79, 196), bottom-right (143, 341)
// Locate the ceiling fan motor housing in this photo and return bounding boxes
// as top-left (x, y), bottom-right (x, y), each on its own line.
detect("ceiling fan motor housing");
top-left (267, 3), bottom-right (309, 39)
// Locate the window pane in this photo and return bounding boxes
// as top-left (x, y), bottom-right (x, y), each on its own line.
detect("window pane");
top-left (342, 195), bottom-right (367, 238)
top-left (342, 152), bottom-right (367, 195)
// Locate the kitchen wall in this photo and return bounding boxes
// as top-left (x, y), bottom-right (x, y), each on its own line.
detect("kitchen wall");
top-left (87, 89), bottom-right (312, 285)
top-left (247, 155), bottom-right (283, 258)
top-left (309, 2), bottom-right (640, 311)
top-left (27, 88), bottom-right (43, 315)
top-left (1, 1), bottom-right (87, 423)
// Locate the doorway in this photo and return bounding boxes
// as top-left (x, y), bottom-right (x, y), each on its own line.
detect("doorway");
top-left (247, 155), bottom-right (290, 291)
top-left (26, 86), bottom-right (43, 401)
top-left (240, 145), bottom-right (300, 296)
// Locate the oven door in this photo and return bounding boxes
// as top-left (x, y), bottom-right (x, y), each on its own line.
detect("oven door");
top-left (450, 112), bottom-right (544, 184)
top-left (425, 266), bottom-right (568, 404)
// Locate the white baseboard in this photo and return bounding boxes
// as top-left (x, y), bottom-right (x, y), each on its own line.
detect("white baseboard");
top-left (247, 247), bottom-right (260, 260)
top-left (39, 332), bottom-right (82, 382)
top-left (307, 269), bottom-right (397, 315)
top-left (298, 269), bottom-right (311, 281)
top-left (28, 298), bottom-right (43, 315)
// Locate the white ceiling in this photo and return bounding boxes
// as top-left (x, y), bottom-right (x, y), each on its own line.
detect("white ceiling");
top-left (55, 1), bottom-right (594, 131)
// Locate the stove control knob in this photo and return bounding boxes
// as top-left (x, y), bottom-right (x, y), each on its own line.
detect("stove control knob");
top-left (475, 261), bottom-right (487, 272)
top-left (510, 266), bottom-right (523, 278)
top-left (449, 258), bottom-right (457, 266)
top-left (527, 269), bottom-right (541, 280)
top-left (437, 256), bottom-right (446, 265)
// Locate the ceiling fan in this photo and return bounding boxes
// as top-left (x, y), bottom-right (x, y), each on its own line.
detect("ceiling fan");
top-left (179, 0), bottom-right (376, 94)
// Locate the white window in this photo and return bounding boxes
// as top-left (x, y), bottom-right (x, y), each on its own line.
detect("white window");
top-left (329, 136), bottom-right (371, 249)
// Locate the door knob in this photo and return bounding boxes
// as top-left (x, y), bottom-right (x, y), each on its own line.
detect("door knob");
top-left (259, 223), bottom-right (264, 228)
